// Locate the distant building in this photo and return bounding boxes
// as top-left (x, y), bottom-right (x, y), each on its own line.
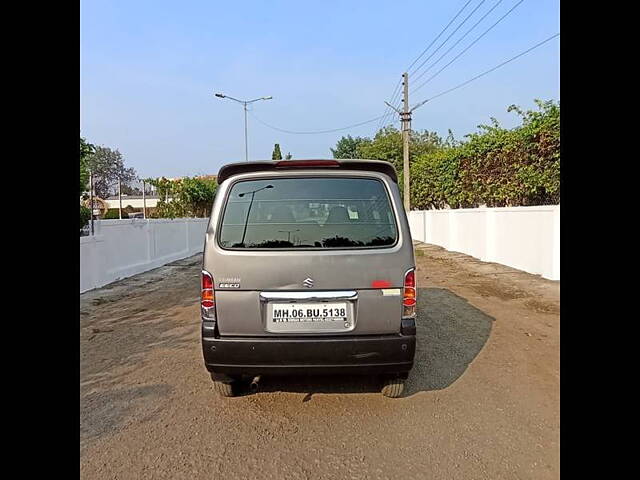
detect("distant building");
top-left (163, 174), bottom-right (217, 182)
top-left (196, 175), bottom-right (217, 181)
top-left (104, 194), bottom-right (161, 210)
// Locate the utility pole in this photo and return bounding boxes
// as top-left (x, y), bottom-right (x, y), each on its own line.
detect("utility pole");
top-left (142, 179), bottom-right (147, 219)
top-left (89, 171), bottom-right (94, 236)
top-left (402, 72), bottom-right (410, 212)
top-left (384, 72), bottom-right (429, 212)
top-left (118, 177), bottom-right (123, 219)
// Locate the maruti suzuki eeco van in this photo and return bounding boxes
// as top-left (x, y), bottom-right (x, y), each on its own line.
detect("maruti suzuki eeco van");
top-left (201, 159), bottom-right (416, 397)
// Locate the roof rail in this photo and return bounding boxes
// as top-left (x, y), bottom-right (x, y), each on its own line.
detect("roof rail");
top-left (217, 159), bottom-right (397, 184)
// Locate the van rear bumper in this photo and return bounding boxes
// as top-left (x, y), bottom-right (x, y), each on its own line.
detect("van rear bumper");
top-left (202, 333), bottom-right (416, 376)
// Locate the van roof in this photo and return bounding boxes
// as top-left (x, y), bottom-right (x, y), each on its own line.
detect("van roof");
top-left (217, 159), bottom-right (398, 185)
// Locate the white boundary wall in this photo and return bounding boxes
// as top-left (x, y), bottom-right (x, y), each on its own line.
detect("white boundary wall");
top-left (80, 218), bottom-right (208, 293)
top-left (408, 205), bottom-right (560, 280)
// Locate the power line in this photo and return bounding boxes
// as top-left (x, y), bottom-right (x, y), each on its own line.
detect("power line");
top-left (415, 33), bottom-right (559, 104)
top-left (380, 76), bottom-right (410, 130)
top-left (409, 0), bottom-right (487, 79)
top-left (413, 0), bottom-right (526, 95)
top-left (407, 0), bottom-right (476, 74)
top-left (378, 78), bottom-right (402, 130)
top-left (379, 85), bottom-right (403, 130)
top-left (241, 29), bottom-right (557, 139)
top-left (248, 110), bottom-right (387, 135)
top-left (379, 0), bottom-right (476, 130)
top-left (411, 0), bottom-right (505, 86)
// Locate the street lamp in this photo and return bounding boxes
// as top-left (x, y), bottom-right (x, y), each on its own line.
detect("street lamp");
top-left (214, 92), bottom-right (273, 162)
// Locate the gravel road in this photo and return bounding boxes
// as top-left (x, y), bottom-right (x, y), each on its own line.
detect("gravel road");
top-left (80, 243), bottom-right (559, 479)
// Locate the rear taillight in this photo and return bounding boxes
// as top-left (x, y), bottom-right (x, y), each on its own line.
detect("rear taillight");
top-left (403, 269), bottom-right (416, 317)
top-left (201, 270), bottom-right (216, 320)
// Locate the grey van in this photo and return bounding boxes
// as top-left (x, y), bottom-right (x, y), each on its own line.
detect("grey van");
top-left (200, 159), bottom-right (416, 397)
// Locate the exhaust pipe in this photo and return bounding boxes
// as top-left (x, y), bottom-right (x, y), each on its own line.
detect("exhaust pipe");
top-left (249, 376), bottom-right (261, 392)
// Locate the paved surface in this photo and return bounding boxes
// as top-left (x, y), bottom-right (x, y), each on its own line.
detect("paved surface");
top-left (80, 244), bottom-right (559, 479)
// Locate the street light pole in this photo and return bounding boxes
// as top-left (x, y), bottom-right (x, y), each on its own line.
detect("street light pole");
top-left (214, 93), bottom-right (273, 162)
top-left (142, 179), bottom-right (147, 219)
top-left (89, 171), bottom-right (94, 236)
top-left (118, 176), bottom-right (123, 219)
top-left (244, 102), bottom-right (249, 162)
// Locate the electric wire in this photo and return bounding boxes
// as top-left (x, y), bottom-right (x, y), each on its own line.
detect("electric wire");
top-left (249, 33), bottom-right (558, 136)
top-left (415, 33), bottom-right (559, 104)
top-left (381, 0), bottom-right (487, 129)
top-left (411, 0), bottom-right (505, 85)
top-left (379, 0), bottom-right (477, 130)
top-left (407, 0), bottom-right (476, 74)
top-left (378, 78), bottom-right (402, 130)
top-left (243, 10), bottom-right (556, 138)
top-left (409, 0), bottom-right (487, 79)
top-left (412, 0), bottom-right (526, 95)
top-left (379, 83), bottom-right (403, 130)
top-left (248, 110), bottom-right (387, 135)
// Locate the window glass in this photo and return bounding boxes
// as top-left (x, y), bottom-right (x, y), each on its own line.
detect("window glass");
top-left (219, 177), bottom-right (397, 249)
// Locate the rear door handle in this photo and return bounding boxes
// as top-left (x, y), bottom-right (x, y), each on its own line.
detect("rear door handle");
top-left (259, 290), bottom-right (358, 302)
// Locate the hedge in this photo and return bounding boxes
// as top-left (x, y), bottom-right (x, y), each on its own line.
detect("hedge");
top-left (410, 99), bottom-right (559, 209)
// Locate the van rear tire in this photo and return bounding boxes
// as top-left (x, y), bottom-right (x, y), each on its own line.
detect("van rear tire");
top-left (381, 378), bottom-right (405, 398)
top-left (212, 380), bottom-right (235, 397)
top-left (210, 374), bottom-right (240, 397)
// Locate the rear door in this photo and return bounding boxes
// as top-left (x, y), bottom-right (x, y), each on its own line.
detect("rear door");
top-left (205, 172), bottom-right (414, 336)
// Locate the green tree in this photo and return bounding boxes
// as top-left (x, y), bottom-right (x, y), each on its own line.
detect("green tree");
top-left (356, 127), bottom-right (401, 164)
top-left (272, 144), bottom-right (282, 160)
top-left (147, 176), bottom-right (218, 218)
top-left (285, 152), bottom-right (292, 160)
top-left (355, 126), bottom-right (443, 199)
top-left (181, 177), bottom-right (218, 217)
top-left (334, 127), bottom-right (443, 172)
top-left (86, 146), bottom-right (137, 198)
top-left (80, 136), bottom-right (95, 232)
top-left (330, 135), bottom-right (369, 159)
top-left (331, 127), bottom-right (444, 200)
top-left (80, 136), bottom-right (95, 196)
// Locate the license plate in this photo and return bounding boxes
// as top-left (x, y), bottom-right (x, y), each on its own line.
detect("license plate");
top-left (267, 302), bottom-right (352, 333)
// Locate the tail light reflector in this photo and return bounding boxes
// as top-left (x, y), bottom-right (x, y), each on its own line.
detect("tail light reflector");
top-left (201, 270), bottom-right (216, 319)
top-left (403, 269), bottom-right (416, 317)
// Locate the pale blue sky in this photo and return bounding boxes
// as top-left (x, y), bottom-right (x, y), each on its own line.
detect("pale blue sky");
top-left (80, 0), bottom-right (560, 178)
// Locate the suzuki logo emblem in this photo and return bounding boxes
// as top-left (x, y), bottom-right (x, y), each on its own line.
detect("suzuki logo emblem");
top-left (303, 277), bottom-right (314, 288)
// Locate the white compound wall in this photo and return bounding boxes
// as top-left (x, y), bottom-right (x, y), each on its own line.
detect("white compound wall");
top-left (408, 205), bottom-right (560, 280)
top-left (80, 218), bottom-right (208, 293)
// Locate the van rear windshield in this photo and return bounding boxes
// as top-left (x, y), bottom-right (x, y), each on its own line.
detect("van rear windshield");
top-left (219, 177), bottom-right (398, 249)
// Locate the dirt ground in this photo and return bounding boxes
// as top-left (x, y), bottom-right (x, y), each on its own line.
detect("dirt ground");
top-left (80, 243), bottom-right (559, 479)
